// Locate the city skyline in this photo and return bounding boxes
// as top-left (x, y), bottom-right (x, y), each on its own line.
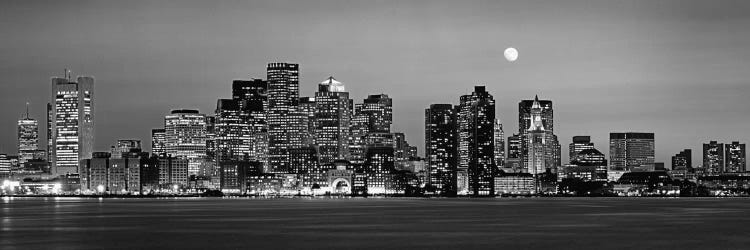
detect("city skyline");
top-left (2, 0), bottom-right (750, 166)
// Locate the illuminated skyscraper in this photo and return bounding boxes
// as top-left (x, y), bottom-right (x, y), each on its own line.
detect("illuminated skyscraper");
top-left (18, 104), bottom-right (41, 163)
top-left (49, 73), bottom-right (94, 175)
top-left (164, 109), bottom-right (207, 176)
top-left (267, 63), bottom-right (299, 173)
top-left (458, 86), bottom-right (495, 196)
top-left (518, 97), bottom-right (554, 172)
top-left (315, 76), bottom-right (352, 165)
top-left (214, 99), bottom-right (251, 164)
top-left (506, 133), bottom-right (523, 172)
top-left (569, 136), bottom-right (594, 164)
top-left (725, 141), bottom-right (746, 173)
top-left (151, 128), bottom-right (166, 157)
top-left (494, 119), bottom-right (505, 169)
top-left (526, 96), bottom-right (549, 176)
top-left (609, 132), bottom-right (655, 172)
top-left (349, 94), bottom-right (392, 165)
top-left (425, 104), bottom-right (458, 196)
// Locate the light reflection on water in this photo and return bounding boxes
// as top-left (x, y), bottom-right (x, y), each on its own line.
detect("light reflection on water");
top-left (1, 197), bottom-right (750, 249)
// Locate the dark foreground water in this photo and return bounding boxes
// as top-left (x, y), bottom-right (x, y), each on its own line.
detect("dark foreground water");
top-left (2, 197), bottom-right (750, 249)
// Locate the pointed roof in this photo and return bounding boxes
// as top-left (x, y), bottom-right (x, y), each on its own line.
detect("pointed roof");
top-left (321, 76), bottom-right (345, 92)
top-left (531, 95), bottom-right (541, 109)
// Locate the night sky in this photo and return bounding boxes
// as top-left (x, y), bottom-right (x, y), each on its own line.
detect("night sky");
top-left (1, 0), bottom-right (749, 165)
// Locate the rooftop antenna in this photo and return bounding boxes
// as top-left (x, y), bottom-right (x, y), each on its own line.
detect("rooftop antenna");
top-left (25, 102), bottom-right (30, 119)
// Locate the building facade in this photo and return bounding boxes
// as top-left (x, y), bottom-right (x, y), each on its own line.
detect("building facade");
top-left (49, 74), bottom-right (94, 175)
top-left (609, 132), bottom-right (655, 172)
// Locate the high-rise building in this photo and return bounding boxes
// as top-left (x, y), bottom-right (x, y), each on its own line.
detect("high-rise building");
top-left (110, 139), bottom-right (141, 159)
top-left (214, 99), bottom-right (251, 163)
top-left (526, 96), bottom-right (551, 176)
top-left (671, 149), bottom-right (692, 171)
top-left (49, 73), bottom-right (94, 175)
top-left (609, 132), bottom-right (655, 172)
top-left (518, 97), bottom-right (555, 172)
top-left (232, 79), bottom-right (269, 167)
top-left (357, 94), bottom-right (392, 133)
top-left (702, 141), bottom-right (724, 174)
top-left (494, 120), bottom-right (505, 169)
top-left (725, 142), bottom-right (746, 173)
top-left (18, 105), bottom-right (40, 164)
top-left (151, 129), bottom-right (166, 157)
top-left (267, 63), bottom-right (299, 173)
top-left (164, 109), bottom-right (207, 176)
top-left (289, 146), bottom-right (324, 189)
top-left (458, 86), bottom-right (495, 196)
top-left (569, 136), bottom-right (594, 164)
top-left (298, 97), bottom-right (317, 145)
top-left (315, 76), bottom-right (352, 165)
top-left (425, 104), bottom-right (458, 196)
top-left (506, 133), bottom-right (522, 172)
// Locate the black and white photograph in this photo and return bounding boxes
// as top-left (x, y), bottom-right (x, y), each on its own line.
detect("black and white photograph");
top-left (1, 0), bottom-right (750, 249)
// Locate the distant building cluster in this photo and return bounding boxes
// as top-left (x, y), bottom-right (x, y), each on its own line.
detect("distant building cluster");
top-left (1, 64), bottom-right (748, 197)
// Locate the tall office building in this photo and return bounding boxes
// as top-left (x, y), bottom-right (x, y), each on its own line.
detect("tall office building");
top-left (609, 132), bottom-right (655, 171)
top-left (702, 141), bottom-right (724, 174)
top-left (151, 129), bottom-right (166, 157)
top-left (494, 120), bottom-right (505, 169)
top-left (425, 104), bottom-right (458, 195)
top-left (518, 97), bottom-right (556, 172)
top-left (164, 109), bottom-right (207, 176)
top-left (214, 99), bottom-right (251, 163)
top-left (526, 96), bottom-right (552, 176)
top-left (671, 149), bottom-right (692, 171)
top-left (569, 136), bottom-right (594, 164)
top-left (364, 145), bottom-right (395, 194)
top-left (315, 76), bottom-right (352, 165)
top-left (18, 105), bottom-right (40, 163)
top-left (0, 154), bottom-right (10, 179)
top-left (458, 86), bottom-right (495, 196)
top-left (725, 142), bottom-right (746, 173)
top-left (232, 79), bottom-right (269, 166)
top-left (49, 73), bottom-right (94, 175)
top-left (506, 133), bottom-right (523, 172)
top-left (349, 94), bottom-right (392, 165)
top-left (267, 63), bottom-right (299, 173)
top-left (110, 139), bottom-right (141, 159)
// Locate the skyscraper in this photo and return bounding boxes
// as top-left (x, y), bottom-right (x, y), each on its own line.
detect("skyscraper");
top-left (214, 99), bottom-right (251, 163)
top-left (458, 86), bottom-right (495, 196)
top-left (49, 73), bottom-right (94, 175)
top-left (18, 104), bottom-right (41, 164)
top-left (518, 97), bottom-right (555, 172)
top-left (349, 94), bottom-right (393, 165)
top-left (702, 141), bottom-right (724, 174)
top-left (267, 63), bottom-right (299, 173)
top-left (609, 132), bottom-right (655, 172)
top-left (164, 109), bottom-right (207, 176)
top-left (232, 79), bottom-right (269, 167)
top-left (425, 104), bottom-right (458, 195)
top-left (315, 76), bottom-right (352, 165)
top-left (506, 133), bottom-right (522, 172)
top-left (671, 149), bottom-right (692, 171)
top-left (569, 136), bottom-right (594, 164)
top-left (526, 96), bottom-right (550, 176)
top-left (494, 119), bottom-right (505, 169)
top-left (151, 128), bottom-right (166, 157)
top-left (725, 141), bottom-right (746, 173)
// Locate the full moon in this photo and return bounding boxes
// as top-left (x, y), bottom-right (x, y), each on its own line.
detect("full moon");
top-left (504, 47), bottom-right (518, 62)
